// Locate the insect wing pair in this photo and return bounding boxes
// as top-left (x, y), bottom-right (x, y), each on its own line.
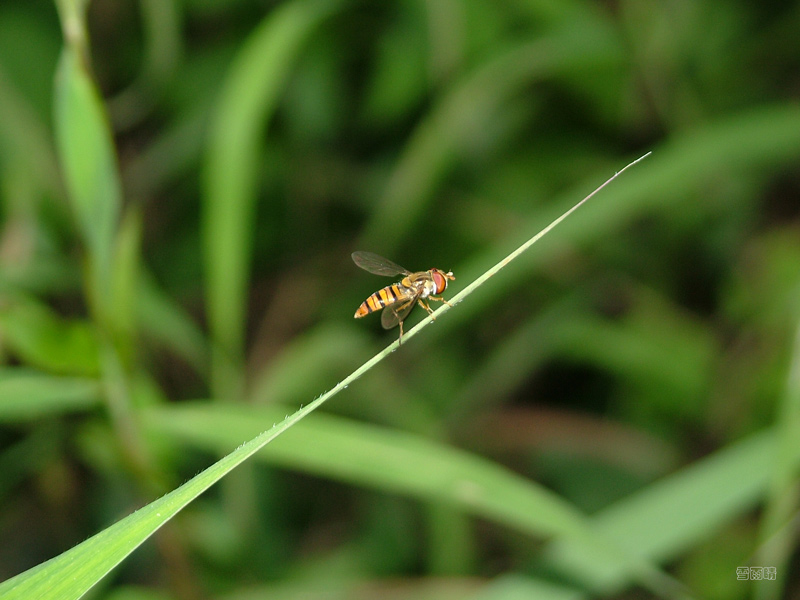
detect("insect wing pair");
top-left (352, 251), bottom-right (454, 342)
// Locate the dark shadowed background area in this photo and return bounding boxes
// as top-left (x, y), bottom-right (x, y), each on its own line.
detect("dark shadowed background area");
top-left (1, 1), bottom-right (800, 599)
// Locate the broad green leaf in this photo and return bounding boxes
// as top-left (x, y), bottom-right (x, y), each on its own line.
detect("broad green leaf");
top-left (53, 44), bottom-right (122, 318)
top-left (0, 296), bottom-right (99, 376)
top-left (0, 368), bottom-right (101, 421)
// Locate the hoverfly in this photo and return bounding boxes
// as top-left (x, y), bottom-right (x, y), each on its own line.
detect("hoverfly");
top-left (352, 251), bottom-right (455, 343)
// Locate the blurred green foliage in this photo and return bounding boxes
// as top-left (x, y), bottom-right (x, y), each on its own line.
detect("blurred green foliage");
top-left (1, 0), bottom-right (800, 599)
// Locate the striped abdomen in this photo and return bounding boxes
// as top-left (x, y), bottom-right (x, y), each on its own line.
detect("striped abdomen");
top-left (354, 283), bottom-right (412, 318)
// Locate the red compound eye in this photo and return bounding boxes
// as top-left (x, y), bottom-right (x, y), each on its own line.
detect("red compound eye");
top-left (431, 270), bottom-right (447, 294)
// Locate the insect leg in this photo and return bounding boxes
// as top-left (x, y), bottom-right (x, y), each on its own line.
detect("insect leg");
top-left (417, 299), bottom-right (436, 320)
top-left (428, 295), bottom-right (453, 307)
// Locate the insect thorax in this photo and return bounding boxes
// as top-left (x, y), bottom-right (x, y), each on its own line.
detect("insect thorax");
top-left (416, 278), bottom-right (437, 299)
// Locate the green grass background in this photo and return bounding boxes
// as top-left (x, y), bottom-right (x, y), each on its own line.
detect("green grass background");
top-left (1, 1), bottom-right (799, 599)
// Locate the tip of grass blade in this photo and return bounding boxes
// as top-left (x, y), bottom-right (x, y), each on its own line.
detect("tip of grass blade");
top-left (397, 151), bottom-right (653, 344)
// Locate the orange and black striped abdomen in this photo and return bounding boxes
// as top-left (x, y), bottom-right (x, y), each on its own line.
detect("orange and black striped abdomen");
top-left (354, 283), bottom-right (410, 318)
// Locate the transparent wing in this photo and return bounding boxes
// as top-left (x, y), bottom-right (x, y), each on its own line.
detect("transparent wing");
top-left (381, 295), bottom-right (417, 330)
top-left (352, 251), bottom-right (410, 277)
